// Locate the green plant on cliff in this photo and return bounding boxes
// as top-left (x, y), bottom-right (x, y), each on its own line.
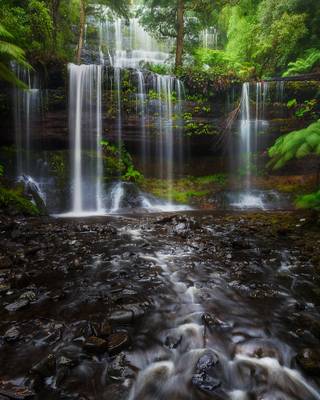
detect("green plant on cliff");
top-left (0, 187), bottom-right (39, 215)
top-left (0, 23), bottom-right (30, 88)
top-left (283, 49), bottom-right (320, 77)
top-left (101, 139), bottom-right (143, 183)
top-left (296, 190), bottom-right (320, 211)
top-left (268, 120), bottom-right (320, 210)
top-left (268, 120), bottom-right (320, 170)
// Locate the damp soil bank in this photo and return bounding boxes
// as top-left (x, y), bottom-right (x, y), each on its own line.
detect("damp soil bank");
top-left (0, 211), bottom-right (319, 399)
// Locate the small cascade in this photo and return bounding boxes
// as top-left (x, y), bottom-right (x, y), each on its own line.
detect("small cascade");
top-left (201, 27), bottom-right (219, 49)
top-left (276, 80), bottom-right (285, 103)
top-left (13, 66), bottom-right (41, 177)
top-left (136, 70), bottom-right (147, 171)
top-left (67, 63), bottom-right (104, 216)
top-left (98, 16), bottom-right (171, 68)
top-left (235, 82), bottom-right (270, 209)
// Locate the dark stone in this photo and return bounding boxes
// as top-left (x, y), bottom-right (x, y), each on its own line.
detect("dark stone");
top-left (83, 336), bottom-right (109, 353)
top-left (107, 331), bottom-right (129, 354)
top-left (192, 351), bottom-right (221, 394)
top-left (5, 299), bottom-right (29, 312)
top-left (296, 348), bottom-right (320, 375)
top-left (164, 334), bottom-right (182, 349)
top-left (196, 353), bottom-right (219, 372)
top-left (31, 354), bottom-right (56, 378)
top-left (192, 373), bottom-right (221, 393)
top-left (4, 327), bottom-right (20, 342)
top-left (99, 320), bottom-right (112, 338)
top-left (0, 383), bottom-right (34, 399)
top-left (107, 354), bottom-right (135, 382)
top-left (0, 256), bottom-right (12, 269)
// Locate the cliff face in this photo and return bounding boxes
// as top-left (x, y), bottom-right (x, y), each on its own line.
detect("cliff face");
top-left (0, 64), bottom-right (319, 178)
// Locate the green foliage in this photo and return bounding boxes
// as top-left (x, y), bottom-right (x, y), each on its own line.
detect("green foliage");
top-left (294, 99), bottom-right (317, 118)
top-left (287, 98), bottom-right (318, 118)
top-left (0, 1), bottom-right (53, 62)
top-left (143, 63), bottom-right (171, 75)
top-left (287, 98), bottom-right (298, 108)
top-left (0, 164), bottom-right (4, 177)
top-left (268, 120), bottom-right (320, 169)
top-left (101, 139), bottom-right (143, 182)
top-left (296, 190), bottom-right (320, 210)
top-left (0, 23), bottom-right (30, 88)
top-left (122, 165), bottom-right (144, 183)
top-left (142, 173), bottom-right (228, 204)
top-left (194, 48), bottom-right (255, 79)
top-left (283, 49), bottom-right (320, 77)
top-left (0, 186), bottom-right (39, 215)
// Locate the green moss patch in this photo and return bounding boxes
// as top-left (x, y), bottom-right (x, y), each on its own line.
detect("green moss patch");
top-left (0, 187), bottom-right (39, 216)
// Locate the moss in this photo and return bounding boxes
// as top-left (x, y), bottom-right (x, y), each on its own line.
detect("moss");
top-left (141, 174), bottom-right (228, 204)
top-left (0, 187), bottom-right (40, 216)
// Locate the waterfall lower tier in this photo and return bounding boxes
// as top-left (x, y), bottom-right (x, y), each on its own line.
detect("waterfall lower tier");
top-left (236, 81), bottom-right (270, 209)
top-left (68, 63), bottom-right (104, 216)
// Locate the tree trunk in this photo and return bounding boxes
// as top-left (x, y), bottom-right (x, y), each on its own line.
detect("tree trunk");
top-left (175, 0), bottom-right (184, 70)
top-left (50, 0), bottom-right (61, 43)
top-left (76, 0), bottom-right (86, 65)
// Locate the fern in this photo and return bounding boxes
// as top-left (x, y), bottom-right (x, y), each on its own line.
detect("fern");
top-left (283, 49), bottom-right (320, 77)
top-left (0, 23), bottom-right (30, 88)
top-left (268, 120), bottom-right (320, 169)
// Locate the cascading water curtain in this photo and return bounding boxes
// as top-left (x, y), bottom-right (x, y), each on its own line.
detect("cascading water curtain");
top-left (68, 63), bottom-right (104, 215)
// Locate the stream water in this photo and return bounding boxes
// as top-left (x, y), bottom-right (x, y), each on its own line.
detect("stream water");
top-left (0, 212), bottom-right (319, 399)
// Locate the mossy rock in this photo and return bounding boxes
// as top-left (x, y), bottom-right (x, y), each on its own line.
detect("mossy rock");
top-left (0, 187), bottom-right (40, 216)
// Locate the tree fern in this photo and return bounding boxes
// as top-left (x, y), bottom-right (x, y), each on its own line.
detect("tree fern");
top-left (0, 23), bottom-right (30, 88)
top-left (268, 120), bottom-right (320, 169)
top-left (283, 49), bottom-right (320, 77)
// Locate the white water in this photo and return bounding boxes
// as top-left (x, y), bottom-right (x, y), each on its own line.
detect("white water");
top-left (68, 64), bottom-right (105, 215)
top-left (201, 27), bottom-right (219, 49)
top-left (235, 82), bottom-right (270, 209)
top-left (13, 66), bottom-right (41, 177)
top-left (98, 16), bottom-right (171, 68)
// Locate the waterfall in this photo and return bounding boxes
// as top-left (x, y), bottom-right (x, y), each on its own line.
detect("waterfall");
top-left (13, 66), bottom-right (41, 177)
top-left (136, 70), bottom-right (147, 171)
top-left (201, 27), bottom-right (219, 49)
top-left (68, 63), bottom-right (104, 215)
top-left (239, 82), bottom-right (251, 191)
top-left (97, 16), bottom-right (171, 68)
top-left (234, 82), bottom-right (270, 209)
top-left (276, 81), bottom-right (285, 103)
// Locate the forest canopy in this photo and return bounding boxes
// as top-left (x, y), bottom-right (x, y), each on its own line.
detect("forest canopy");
top-left (0, 0), bottom-right (319, 81)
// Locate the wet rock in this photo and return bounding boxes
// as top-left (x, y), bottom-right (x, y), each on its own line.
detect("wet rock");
top-left (109, 304), bottom-right (146, 324)
top-left (107, 354), bottom-right (135, 381)
top-left (19, 291), bottom-right (36, 302)
top-left (0, 284), bottom-right (11, 294)
top-left (31, 354), bottom-right (56, 378)
top-left (202, 313), bottom-right (224, 330)
top-left (107, 331), bottom-right (129, 354)
top-left (83, 336), bottom-right (109, 353)
top-left (5, 299), bottom-right (29, 312)
top-left (296, 348), bottom-right (320, 375)
top-left (99, 320), bottom-right (112, 338)
top-left (4, 326), bottom-right (20, 342)
top-left (164, 334), bottom-right (182, 349)
top-left (0, 382), bottom-right (34, 399)
top-left (109, 310), bottom-right (133, 324)
top-left (192, 373), bottom-right (221, 393)
top-left (0, 256), bottom-right (12, 269)
top-left (231, 239), bottom-right (251, 249)
top-left (192, 352), bottom-right (221, 394)
top-left (196, 353), bottom-right (219, 372)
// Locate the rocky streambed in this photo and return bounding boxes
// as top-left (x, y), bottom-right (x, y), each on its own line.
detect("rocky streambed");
top-left (0, 211), bottom-right (320, 399)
